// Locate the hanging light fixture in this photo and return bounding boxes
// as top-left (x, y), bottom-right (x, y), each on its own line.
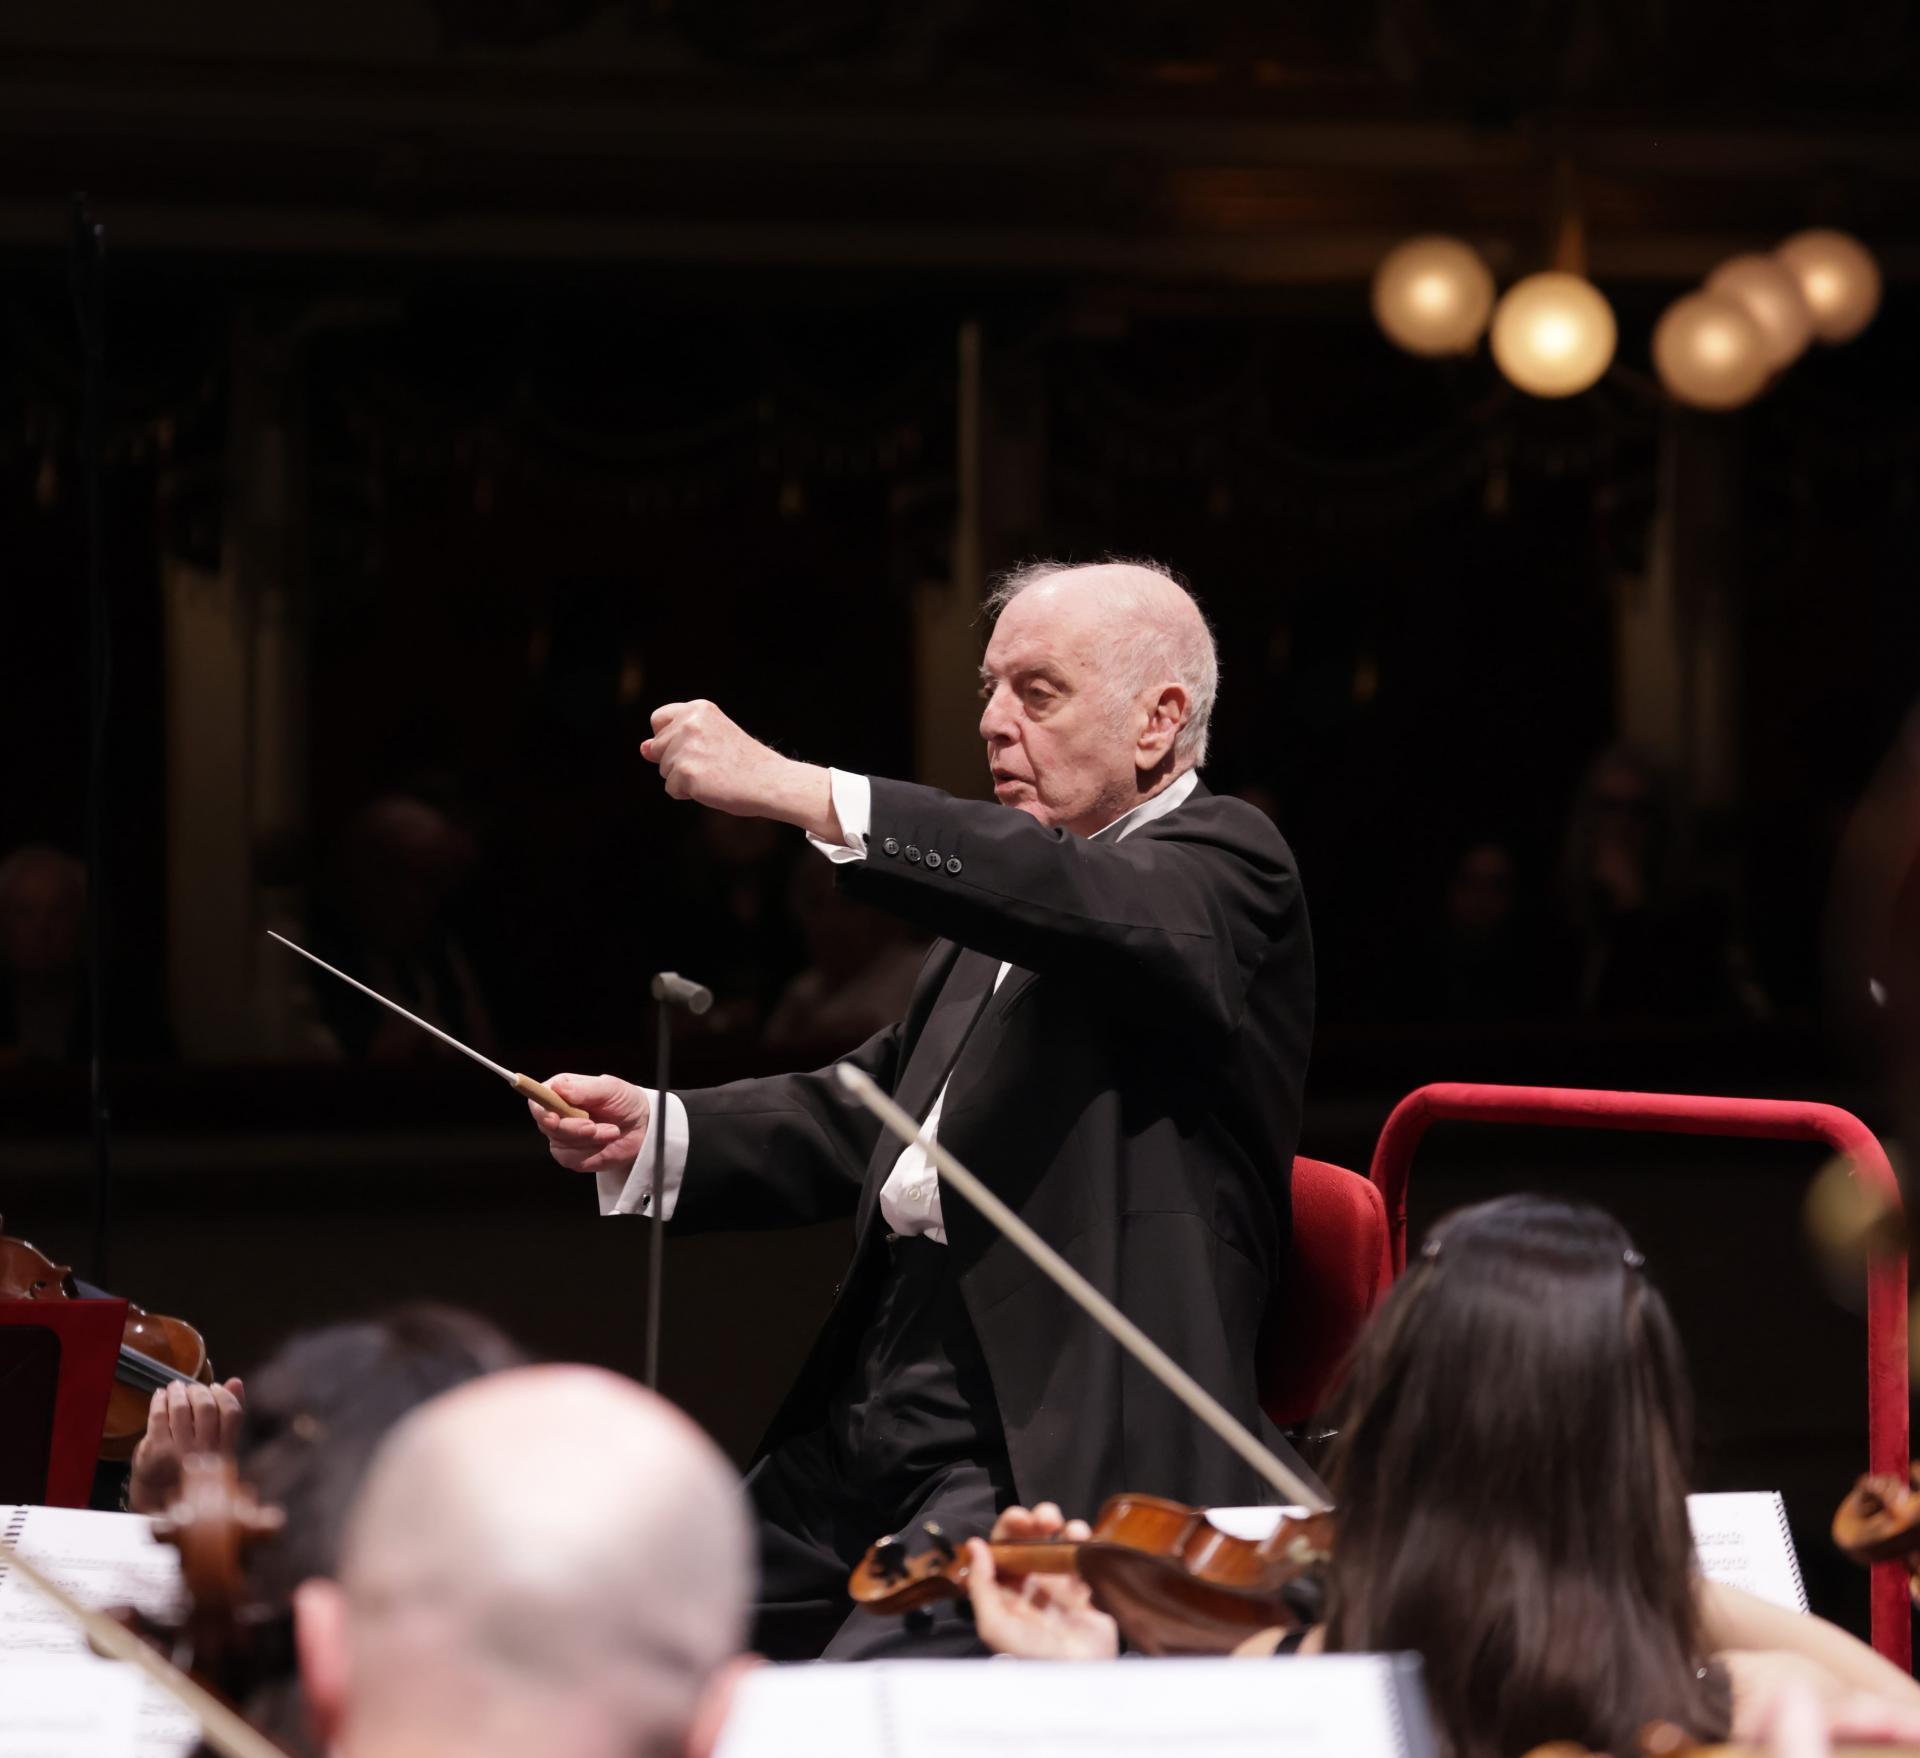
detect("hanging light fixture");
top-left (1652, 291), bottom-right (1771, 410)
top-left (1489, 161), bottom-right (1617, 399)
top-left (1491, 273), bottom-right (1617, 398)
top-left (1704, 254), bottom-right (1813, 373)
top-left (1371, 236), bottom-right (1496, 357)
top-left (1775, 229), bottom-right (1882, 344)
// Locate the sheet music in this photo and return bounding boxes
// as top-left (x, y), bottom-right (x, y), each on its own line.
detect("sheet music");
top-left (1688, 1491), bottom-right (1810, 1613)
top-left (712, 1661), bottom-right (891, 1758)
top-left (0, 1506), bottom-right (199, 1758)
top-left (715, 1654), bottom-right (1428, 1758)
top-left (0, 1505), bottom-right (185, 1653)
top-left (0, 1660), bottom-right (141, 1758)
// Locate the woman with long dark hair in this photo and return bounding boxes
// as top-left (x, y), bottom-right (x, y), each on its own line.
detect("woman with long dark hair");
top-left (969, 1196), bottom-right (1920, 1755)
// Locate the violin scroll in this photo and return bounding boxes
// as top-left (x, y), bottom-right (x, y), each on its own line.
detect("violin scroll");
top-left (115, 1454), bottom-right (288, 1691)
top-left (1833, 1467), bottom-right (1920, 1574)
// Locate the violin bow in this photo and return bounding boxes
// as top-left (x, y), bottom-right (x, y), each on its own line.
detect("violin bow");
top-left (834, 1063), bottom-right (1331, 1513)
top-left (0, 1536), bottom-right (291, 1758)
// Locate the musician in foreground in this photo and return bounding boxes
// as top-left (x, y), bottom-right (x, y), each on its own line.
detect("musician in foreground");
top-left (968, 1197), bottom-right (1920, 1758)
top-left (295, 1366), bottom-right (752, 1758)
top-left (531, 558), bottom-right (1316, 1658)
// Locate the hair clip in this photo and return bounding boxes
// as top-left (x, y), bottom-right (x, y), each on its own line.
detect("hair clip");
top-left (1623, 1248), bottom-right (1646, 1270)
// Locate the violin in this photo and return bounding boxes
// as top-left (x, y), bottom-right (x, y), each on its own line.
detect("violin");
top-left (0, 1217), bottom-right (217, 1461)
top-left (850, 1493), bottom-right (1334, 1656)
top-left (0, 1454), bottom-right (293, 1758)
top-left (1833, 1466), bottom-right (1920, 1585)
top-left (120, 1452), bottom-right (289, 1693)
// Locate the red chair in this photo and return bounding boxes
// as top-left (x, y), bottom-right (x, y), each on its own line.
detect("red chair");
top-left (1367, 1082), bottom-right (1911, 1668)
top-left (1260, 1156), bottom-right (1393, 1430)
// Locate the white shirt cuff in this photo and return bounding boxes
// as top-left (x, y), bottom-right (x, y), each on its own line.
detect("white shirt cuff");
top-left (596, 1090), bottom-right (691, 1218)
top-left (805, 769), bottom-right (871, 865)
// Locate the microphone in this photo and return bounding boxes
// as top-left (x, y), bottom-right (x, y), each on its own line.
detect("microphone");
top-left (650, 971), bottom-right (714, 1015)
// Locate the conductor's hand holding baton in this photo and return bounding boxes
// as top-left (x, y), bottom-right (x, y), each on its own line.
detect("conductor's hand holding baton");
top-left (530, 1075), bottom-right (650, 1178)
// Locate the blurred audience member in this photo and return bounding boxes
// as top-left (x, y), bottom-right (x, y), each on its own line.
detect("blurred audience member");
top-left (129, 1304), bottom-right (528, 1758)
top-left (311, 795), bottom-right (498, 1062)
top-left (1401, 837), bottom-right (1551, 1021)
top-left (295, 1366), bottom-right (753, 1758)
top-left (668, 813), bottom-right (806, 1034)
top-left (763, 855), bottom-right (926, 1056)
top-left (0, 844), bottom-right (87, 1064)
top-left (1556, 745), bottom-right (1760, 1020)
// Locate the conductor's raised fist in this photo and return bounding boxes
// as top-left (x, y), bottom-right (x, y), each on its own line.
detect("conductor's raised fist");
top-left (529, 1073), bottom-right (649, 1177)
top-left (640, 699), bottom-right (788, 818)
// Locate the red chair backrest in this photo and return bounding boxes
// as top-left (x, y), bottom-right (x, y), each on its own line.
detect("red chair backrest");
top-left (1259, 1155), bottom-right (1392, 1429)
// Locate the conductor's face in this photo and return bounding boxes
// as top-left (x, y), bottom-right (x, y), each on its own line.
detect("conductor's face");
top-left (978, 579), bottom-right (1149, 838)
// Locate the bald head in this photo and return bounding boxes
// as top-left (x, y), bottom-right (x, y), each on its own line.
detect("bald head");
top-left (987, 561), bottom-right (1217, 767)
top-left (979, 559), bottom-right (1218, 835)
top-left (306, 1367), bottom-right (752, 1758)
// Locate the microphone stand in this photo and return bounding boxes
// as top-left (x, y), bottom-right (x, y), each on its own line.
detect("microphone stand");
top-left (644, 971), bottom-right (711, 1390)
top-left (69, 195), bottom-right (111, 1285)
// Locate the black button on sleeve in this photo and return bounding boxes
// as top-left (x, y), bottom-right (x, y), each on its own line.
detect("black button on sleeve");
top-left (904, 845), bottom-right (921, 863)
top-left (946, 857), bottom-right (963, 875)
top-left (882, 837), bottom-right (900, 857)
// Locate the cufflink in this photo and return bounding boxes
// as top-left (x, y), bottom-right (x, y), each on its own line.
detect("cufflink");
top-left (925, 849), bottom-right (942, 869)
top-left (905, 845), bottom-right (922, 863)
top-left (946, 857), bottom-right (963, 875)
top-left (882, 837), bottom-right (900, 857)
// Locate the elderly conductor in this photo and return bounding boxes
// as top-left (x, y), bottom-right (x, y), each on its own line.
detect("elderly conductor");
top-left (532, 559), bottom-right (1315, 1659)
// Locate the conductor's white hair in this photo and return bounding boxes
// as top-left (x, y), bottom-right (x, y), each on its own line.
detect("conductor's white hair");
top-left (985, 558), bottom-right (1218, 769)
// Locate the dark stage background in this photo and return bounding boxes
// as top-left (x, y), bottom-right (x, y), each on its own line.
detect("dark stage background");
top-left (2, 0), bottom-right (1918, 1640)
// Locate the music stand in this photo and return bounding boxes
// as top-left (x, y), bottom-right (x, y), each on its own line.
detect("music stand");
top-left (0, 1298), bottom-right (126, 1507)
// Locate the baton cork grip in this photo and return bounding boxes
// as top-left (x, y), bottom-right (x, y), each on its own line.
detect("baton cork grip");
top-left (513, 1072), bottom-right (589, 1120)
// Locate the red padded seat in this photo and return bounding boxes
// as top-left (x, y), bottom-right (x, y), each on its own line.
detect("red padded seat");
top-left (1258, 1155), bottom-right (1392, 1429)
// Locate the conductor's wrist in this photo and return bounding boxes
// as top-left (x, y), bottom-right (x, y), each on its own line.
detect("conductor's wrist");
top-left (773, 757), bottom-right (841, 842)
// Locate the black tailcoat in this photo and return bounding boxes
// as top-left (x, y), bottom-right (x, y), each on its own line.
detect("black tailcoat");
top-left (672, 776), bottom-right (1314, 1516)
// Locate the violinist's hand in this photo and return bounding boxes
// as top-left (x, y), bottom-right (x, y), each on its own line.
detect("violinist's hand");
top-left (128, 1378), bottom-right (245, 1515)
top-left (964, 1538), bottom-right (1117, 1662)
top-left (1755, 1677), bottom-right (1920, 1758)
top-left (640, 700), bottom-right (839, 839)
top-left (529, 1074), bottom-right (650, 1177)
top-left (988, 1502), bottom-right (1093, 1544)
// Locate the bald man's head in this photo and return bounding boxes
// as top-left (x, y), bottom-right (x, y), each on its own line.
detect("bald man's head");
top-left (298, 1367), bottom-right (752, 1758)
top-left (978, 559), bottom-right (1218, 835)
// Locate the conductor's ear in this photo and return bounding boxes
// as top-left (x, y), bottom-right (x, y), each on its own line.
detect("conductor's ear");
top-left (1138, 683), bottom-right (1189, 767)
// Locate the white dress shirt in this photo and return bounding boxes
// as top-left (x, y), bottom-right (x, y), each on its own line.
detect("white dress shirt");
top-left (598, 767), bottom-right (1200, 1235)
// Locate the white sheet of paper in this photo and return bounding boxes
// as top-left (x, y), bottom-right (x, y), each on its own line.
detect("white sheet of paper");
top-left (715, 1654), bottom-right (1424, 1758)
top-left (0, 1506), bottom-right (200, 1758)
top-left (1688, 1491), bottom-right (1809, 1613)
top-left (711, 1661), bottom-right (891, 1758)
top-left (1202, 1505), bottom-right (1312, 1542)
top-left (0, 1505), bottom-right (186, 1654)
top-left (0, 1659), bottom-right (142, 1758)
